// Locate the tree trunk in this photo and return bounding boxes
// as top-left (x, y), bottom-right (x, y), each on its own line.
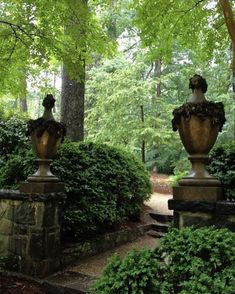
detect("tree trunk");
top-left (140, 105), bottom-right (145, 163)
top-left (20, 97), bottom-right (28, 112)
top-left (19, 75), bottom-right (28, 112)
top-left (61, 65), bottom-right (85, 141)
top-left (220, 0), bottom-right (235, 138)
top-left (154, 59), bottom-right (162, 98)
top-left (60, 0), bottom-right (88, 141)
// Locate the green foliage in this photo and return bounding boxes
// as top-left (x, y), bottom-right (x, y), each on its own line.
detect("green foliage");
top-left (132, 0), bottom-right (230, 63)
top-left (94, 250), bottom-right (159, 294)
top-left (0, 141), bottom-right (151, 239)
top-left (54, 141), bottom-right (151, 238)
top-left (94, 227), bottom-right (235, 294)
top-left (208, 141), bottom-right (235, 200)
top-left (0, 116), bottom-right (29, 160)
top-left (0, 150), bottom-right (35, 189)
top-left (0, 0), bottom-right (115, 96)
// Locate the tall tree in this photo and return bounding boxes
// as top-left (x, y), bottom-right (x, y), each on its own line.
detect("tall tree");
top-left (0, 0), bottom-right (112, 131)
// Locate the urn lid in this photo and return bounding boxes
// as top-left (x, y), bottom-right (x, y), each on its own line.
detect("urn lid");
top-left (42, 94), bottom-right (55, 121)
top-left (189, 74), bottom-right (207, 103)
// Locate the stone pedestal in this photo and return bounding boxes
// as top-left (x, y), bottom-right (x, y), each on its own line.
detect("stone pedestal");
top-left (0, 190), bottom-right (66, 277)
top-left (168, 199), bottom-right (235, 231)
top-left (20, 182), bottom-right (64, 194)
top-left (173, 186), bottom-right (223, 202)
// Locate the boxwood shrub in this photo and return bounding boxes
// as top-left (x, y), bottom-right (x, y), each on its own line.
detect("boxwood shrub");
top-left (0, 141), bottom-right (151, 239)
top-left (94, 227), bottom-right (235, 294)
top-left (0, 117), bottom-right (29, 160)
top-left (208, 141), bottom-right (235, 200)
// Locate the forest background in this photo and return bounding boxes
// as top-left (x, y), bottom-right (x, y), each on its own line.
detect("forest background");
top-left (0, 0), bottom-right (234, 176)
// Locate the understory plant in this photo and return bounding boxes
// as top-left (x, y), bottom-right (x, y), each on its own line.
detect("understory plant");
top-left (0, 141), bottom-right (151, 240)
top-left (0, 116), bottom-right (29, 160)
top-left (208, 141), bottom-right (235, 200)
top-left (94, 227), bottom-right (235, 294)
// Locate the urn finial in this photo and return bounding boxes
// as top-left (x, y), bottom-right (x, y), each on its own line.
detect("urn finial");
top-left (189, 74), bottom-right (207, 103)
top-left (42, 94), bottom-right (55, 121)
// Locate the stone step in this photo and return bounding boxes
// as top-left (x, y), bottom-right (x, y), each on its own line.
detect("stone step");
top-left (46, 271), bottom-right (96, 294)
top-left (146, 230), bottom-right (165, 238)
top-left (151, 223), bottom-right (169, 233)
top-left (149, 212), bottom-right (173, 223)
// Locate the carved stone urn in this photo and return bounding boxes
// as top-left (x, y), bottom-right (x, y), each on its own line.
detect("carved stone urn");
top-left (24, 94), bottom-right (66, 185)
top-left (172, 74), bottom-right (226, 187)
top-left (27, 94), bottom-right (66, 182)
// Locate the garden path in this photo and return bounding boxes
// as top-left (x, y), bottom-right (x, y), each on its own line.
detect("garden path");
top-left (47, 182), bottom-right (173, 292)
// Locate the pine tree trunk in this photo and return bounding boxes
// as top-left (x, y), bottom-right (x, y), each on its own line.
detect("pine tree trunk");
top-left (61, 65), bottom-right (85, 141)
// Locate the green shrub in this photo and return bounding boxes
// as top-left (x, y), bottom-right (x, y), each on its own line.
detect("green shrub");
top-left (94, 227), bottom-right (235, 294)
top-left (0, 117), bottom-right (29, 159)
top-left (0, 141), bottom-right (151, 239)
top-left (208, 141), bottom-right (235, 200)
top-left (94, 250), bottom-right (160, 294)
top-left (0, 150), bottom-right (35, 189)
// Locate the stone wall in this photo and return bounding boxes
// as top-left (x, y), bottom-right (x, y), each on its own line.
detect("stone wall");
top-left (0, 190), bottom-right (65, 277)
top-left (169, 199), bottom-right (235, 231)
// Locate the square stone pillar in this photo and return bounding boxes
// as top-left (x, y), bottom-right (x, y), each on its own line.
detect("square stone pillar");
top-left (0, 190), bottom-right (66, 277)
top-left (168, 198), bottom-right (235, 231)
top-left (169, 185), bottom-right (224, 228)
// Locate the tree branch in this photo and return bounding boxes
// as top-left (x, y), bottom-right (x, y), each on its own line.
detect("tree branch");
top-left (172, 0), bottom-right (206, 33)
top-left (219, 0), bottom-right (235, 46)
top-left (0, 20), bottom-right (35, 40)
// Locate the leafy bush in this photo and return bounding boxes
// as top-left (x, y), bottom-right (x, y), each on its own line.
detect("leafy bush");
top-left (94, 250), bottom-right (160, 294)
top-left (0, 117), bottom-right (29, 159)
top-left (0, 141), bottom-right (151, 239)
top-left (94, 227), bottom-right (235, 294)
top-left (208, 141), bottom-right (235, 200)
top-left (0, 150), bottom-right (35, 189)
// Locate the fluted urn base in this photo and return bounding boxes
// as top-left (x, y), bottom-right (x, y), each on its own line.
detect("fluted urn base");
top-left (179, 155), bottom-right (221, 187)
top-left (27, 159), bottom-right (59, 182)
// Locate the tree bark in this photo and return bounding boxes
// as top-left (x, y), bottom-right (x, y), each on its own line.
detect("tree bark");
top-left (140, 105), bottom-right (145, 163)
top-left (154, 59), bottom-right (162, 97)
top-left (20, 97), bottom-right (28, 112)
top-left (61, 65), bottom-right (85, 141)
top-left (219, 0), bottom-right (235, 138)
top-left (19, 75), bottom-right (28, 112)
top-left (60, 0), bottom-right (88, 141)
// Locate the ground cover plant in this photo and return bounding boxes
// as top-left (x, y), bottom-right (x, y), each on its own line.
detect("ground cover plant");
top-left (94, 227), bottom-right (235, 294)
top-left (0, 140), bottom-right (151, 240)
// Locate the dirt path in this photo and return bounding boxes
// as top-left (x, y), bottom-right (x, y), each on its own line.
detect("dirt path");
top-left (145, 192), bottom-right (173, 215)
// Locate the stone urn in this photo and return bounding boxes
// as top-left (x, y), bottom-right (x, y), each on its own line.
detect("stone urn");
top-left (26, 94), bottom-right (66, 182)
top-left (172, 74), bottom-right (226, 187)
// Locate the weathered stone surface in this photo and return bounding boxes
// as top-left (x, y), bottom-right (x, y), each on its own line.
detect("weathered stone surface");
top-left (13, 224), bottom-right (29, 235)
top-left (0, 190), bottom-right (66, 202)
top-left (168, 199), bottom-right (215, 212)
top-left (10, 236), bottom-right (28, 256)
top-left (173, 186), bottom-right (223, 202)
top-left (45, 233), bottom-right (60, 257)
top-left (29, 233), bottom-right (44, 260)
top-left (43, 204), bottom-right (55, 227)
top-left (15, 202), bottom-right (36, 225)
top-left (20, 182), bottom-right (65, 194)
top-left (62, 224), bottom-right (150, 267)
top-left (0, 201), bottom-right (13, 220)
top-left (179, 212), bottom-right (213, 227)
top-left (0, 219), bottom-right (13, 235)
top-left (0, 235), bottom-right (10, 255)
top-left (216, 201), bottom-right (235, 215)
